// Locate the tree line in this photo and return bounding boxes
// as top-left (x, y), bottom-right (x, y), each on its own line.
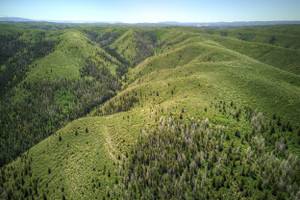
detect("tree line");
top-left (0, 57), bottom-right (120, 166)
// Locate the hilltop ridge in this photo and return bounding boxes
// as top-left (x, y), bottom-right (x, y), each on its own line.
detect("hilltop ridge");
top-left (0, 23), bottom-right (300, 199)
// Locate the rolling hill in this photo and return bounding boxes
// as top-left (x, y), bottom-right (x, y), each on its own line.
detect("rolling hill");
top-left (0, 23), bottom-right (300, 199)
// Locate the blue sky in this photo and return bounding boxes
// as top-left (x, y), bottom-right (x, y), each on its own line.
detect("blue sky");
top-left (0, 0), bottom-right (299, 23)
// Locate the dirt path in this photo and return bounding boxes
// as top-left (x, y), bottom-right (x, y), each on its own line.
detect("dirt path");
top-left (102, 126), bottom-right (125, 163)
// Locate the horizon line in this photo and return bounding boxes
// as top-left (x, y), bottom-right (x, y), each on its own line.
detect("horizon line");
top-left (1, 16), bottom-right (300, 24)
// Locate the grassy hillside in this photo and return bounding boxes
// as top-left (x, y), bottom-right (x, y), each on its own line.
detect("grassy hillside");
top-left (0, 28), bottom-right (59, 95)
top-left (214, 25), bottom-right (300, 49)
top-left (197, 25), bottom-right (300, 75)
top-left (0, 27), bottom-right (122, 166)
top-left (125, 37), bottom-right (300, 124)
top-left (25, 29), bottom-right (120, 82)
top-left (0, 24), bottom-right (300, 199)
top-left (203, 34), bottom-right (300, 75)
top-left (83, 27), bottom-right (158, 78)
top-left (109, 29), bottom-right (155, 66)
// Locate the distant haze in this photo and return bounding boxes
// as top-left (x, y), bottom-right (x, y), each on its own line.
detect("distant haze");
top-left (0, 0), bottom-right (300, 23)
top-left (1, 17), bottom-right (300, 27)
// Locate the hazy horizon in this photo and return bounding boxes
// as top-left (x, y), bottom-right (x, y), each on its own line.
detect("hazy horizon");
top-left (0, 0), bottom-right (300, 23)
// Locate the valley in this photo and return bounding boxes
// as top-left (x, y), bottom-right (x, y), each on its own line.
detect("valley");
top-left (0, 22), bottom-right (300, 199)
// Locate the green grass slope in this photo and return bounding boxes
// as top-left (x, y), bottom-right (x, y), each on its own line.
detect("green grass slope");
top-left (214, 25), bottom-right (300, 49)
top-left (0, 27), bottom-right (59, 95)
top-left (25, 29), bottom-right (120, 82)
top-left (0, 107), bottom-right (147, 199)
top-left (0, 27), bottom-right (124, 166)
top-left (166, 25), bottom-right (300, 75)
top-left (84, 27), bottom-right (157, 67)
top-left (110, 29), bottom-right (155, 67)
top-left (203, 34), bottom-right (300, 75)
top-left (125, 36), bottom-right (300, 124)
top-left (1, 25), bottom-right (300, 199)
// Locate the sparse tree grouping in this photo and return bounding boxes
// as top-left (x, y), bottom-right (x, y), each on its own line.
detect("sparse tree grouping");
top-left (113, 101), bottom-right (300, 199)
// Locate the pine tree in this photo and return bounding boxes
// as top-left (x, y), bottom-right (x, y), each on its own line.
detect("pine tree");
top-left (277, 117), bottom-right (282, 126)
top-left (270, 126), bottom-right (275, 135)
top-left (235, 130), bottom-right (240, 138)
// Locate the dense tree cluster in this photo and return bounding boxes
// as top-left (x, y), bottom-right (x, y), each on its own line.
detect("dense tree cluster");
top-left (0, 27), bottom-right (159, 167)
top-left (84, 29), bottom-right (157, 77)
top-left (115, 103), bottom-right (300, 199)
top-left (0, 31), bottom-right (59, 96)
top-left (121, 30), bottom-right (156, 67)
top-left (94, 91), bottom-right (139, 116)
top-left (0, 31), bottom-right (24, 65)
top-left (0, 58), bottom-right (120, 166)
top-left (84, 29), bottom-right (130, 77)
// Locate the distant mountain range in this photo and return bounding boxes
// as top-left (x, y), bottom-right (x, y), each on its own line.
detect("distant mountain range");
top-left (0, 17), bottom-right (34, 22)
top-left (1, 16), bottom-right (300, 27)
top-left (157, 21), bottom-right (300, 27)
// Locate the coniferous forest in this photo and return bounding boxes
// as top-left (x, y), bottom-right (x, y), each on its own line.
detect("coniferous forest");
top-left (0, 22), bottom-right (300, 199)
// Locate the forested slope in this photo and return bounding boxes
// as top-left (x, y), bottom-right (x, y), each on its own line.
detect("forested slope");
top-left (0, 27), bottom-right (123, 166)
top-left (0, 23), bottom-right (300, 199)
